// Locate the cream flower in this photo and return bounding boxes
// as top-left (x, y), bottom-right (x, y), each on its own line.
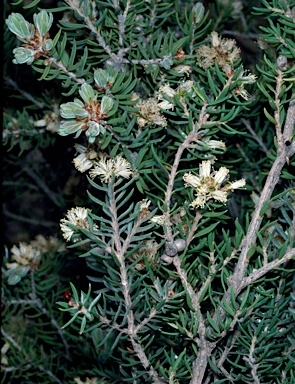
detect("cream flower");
top-left (60, 207), bottom-right (90, 242)
top-left (112, 156), bottom-right (133, 179)
top-left (89, 156), bottom-right (132, 183)
top-left (9, 242), bottom-right (41, 267)
top-left (183, 160), bottom-right (245, 209)
top-left (140, 199), bottom-right (151, 211)
top-left (73, 144), bottom-right (98, 173)
top-left (150, 215), bottom-right (166, 225)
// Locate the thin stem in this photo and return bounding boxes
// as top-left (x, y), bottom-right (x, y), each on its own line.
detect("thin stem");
top-left (164, 104), bottom-right (208, 242)
top-left (108, 183), bottom-right (165, 383)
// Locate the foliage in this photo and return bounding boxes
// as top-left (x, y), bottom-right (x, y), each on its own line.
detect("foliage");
top-left (2, 0), bottom-right (295, 383)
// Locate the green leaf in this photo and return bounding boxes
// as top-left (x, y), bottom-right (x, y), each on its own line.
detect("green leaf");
top-left (194, 221), bottom-right (220, 238)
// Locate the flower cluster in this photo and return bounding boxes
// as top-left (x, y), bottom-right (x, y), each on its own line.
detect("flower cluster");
top-left (60, 207), bottom-right (93, 242)
top-left (183, 160), bottom-right (246, 209)
top-left (5, 234), bottom-right (63, 285)
top-left (196, 31), bottom-right (241, 73)
top-left (6, 10), bottom-right (54, 64)
top-left (59, 83), bottom-right (114, 143)
top-left (89, 156), bottom-right (133, 183)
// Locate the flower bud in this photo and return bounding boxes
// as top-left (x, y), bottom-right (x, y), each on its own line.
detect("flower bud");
top-left (12, 47), bottom-right (35, 65)
top-left (79, 83), bottom-right (96, 104)
top-left (192, 3), bottom-right (205, 24)
top-left (6, 13), bottom-right (35, 41)
top-left (100, 96), bottom-right (114, 114)
top-left (33, 10), bottom-right (53, 37)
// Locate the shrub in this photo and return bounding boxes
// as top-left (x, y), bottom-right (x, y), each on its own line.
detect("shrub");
top-left (2, 0), bottom-right (295, 383)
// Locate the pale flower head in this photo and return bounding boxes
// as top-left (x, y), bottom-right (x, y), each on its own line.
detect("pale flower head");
top-left (89, 156), bottom-right (132, 183)
top-left (206, 140), bottom-right (226, 151)
top-left (140, 199), bottom-right (151, 211)
top-left (199, 160), bottom-right (212, 178)
top-left (158, 84), bottom-right (176, 99)
top-left (60, 207), bottom-right (90, 242)
top-left (10, 242), bottom-right (41, 267)
top-left (112, 156), bottom-right (133, 179)
top-left (196, 31), bottom-right (240, 73)
top-left (225, 179), bottom-right (246, 191)
top-left (183, 160), bottom-right (246, 209)
top-left (150, 215), bottom-right (166, 225)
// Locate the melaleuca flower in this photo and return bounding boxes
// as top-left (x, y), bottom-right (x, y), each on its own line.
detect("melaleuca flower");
top-left (234, 68), bottom-right (257, 100)
top-left (183, 160), bottom-right (245, 208)
top-left (5, 242), bottom-right (42, 285)
top-left (196, 31), bottom-right (240, 73)
top-left (6, 10), bottom-right (54, 64)
top-left (205, 139), bottom-right (226, 151)
top-left (157, 81), bottom-right (194, 116)
top-left (89, 156), bottom-right (132, 183)
top-left (6, 242), bottom-right (41, 269)
top-left (59, 83), bottom-right (114, 143)
top-left (73, 144), bottom-right (98, 173)
top-left (150, 215), bottom-right (166, 225)
top-left (172, 65), bottom-right (192, 75)
top-left (60, 207), bottom-right (92, 242)
top-left (30, 234), bottom-right (65, 253)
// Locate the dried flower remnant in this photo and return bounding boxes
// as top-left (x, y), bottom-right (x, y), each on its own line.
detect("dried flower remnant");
top-left (196, 31), bottom-right (240, 74)
top-left (128, 240), bottom-right (160, 271)
top-left (60, 207), bottom-right (92, 242)
top-left (157, 81), bottom-right (194, 116)
top-left (134, 97), bottom-right (167, 128)
top-left (59, 83), bottom-right (113, 143)
top-left (183, 160), bottom-right (245, 208)
top-left (89, 156), bottom-right (132, 183)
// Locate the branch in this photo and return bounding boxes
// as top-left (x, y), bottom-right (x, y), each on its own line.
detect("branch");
top-left (164, 103), bottom-right (208, 243)
top-left (108, 183), bottom-right (166, 384)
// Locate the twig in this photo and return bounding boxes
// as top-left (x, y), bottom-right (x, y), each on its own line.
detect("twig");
top-left (243, 336), bottom-right (260, 384)
top-left (241, 118), bottom-right (270, 155)
top-left (3, 206), bottom-right (57, 228)
top-left (240, 247), bottom-right (295, 290)
top-left (108, 183), bottom-right (166, 384)
top-left (44, 56), bottom-right (86, 84)
top-left (4, 77), bottom-right (44, 108)
top-left (22, 165), bottom-right (63, 207)
top-left (164, 103), bottom-right (208, 243)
